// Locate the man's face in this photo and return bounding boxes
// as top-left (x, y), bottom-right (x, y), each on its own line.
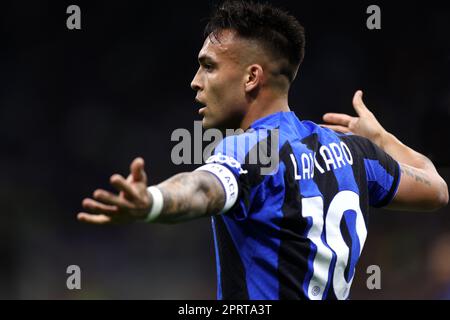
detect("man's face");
top-left (191, 30), bottom-right (250, 130)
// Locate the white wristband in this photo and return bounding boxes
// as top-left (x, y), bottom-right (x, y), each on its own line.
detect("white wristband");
top-left (146, 186), bottom-right (164, 223)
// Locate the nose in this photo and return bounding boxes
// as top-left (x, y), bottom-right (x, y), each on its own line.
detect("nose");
top-left (190, 68), bottom-right (202, 91)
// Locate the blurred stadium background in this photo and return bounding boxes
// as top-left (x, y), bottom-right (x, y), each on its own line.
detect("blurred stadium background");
top-left (1, 0), bottom-right (449, 299)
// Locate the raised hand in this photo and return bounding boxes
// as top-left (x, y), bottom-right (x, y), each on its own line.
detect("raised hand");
top-left (321, 90), bottom-right (388, 148)
top-left (78, 157), bottom-right (152, 224)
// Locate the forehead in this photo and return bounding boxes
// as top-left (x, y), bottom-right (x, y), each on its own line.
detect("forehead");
top-left (198, 30), bottom-right (245, 62)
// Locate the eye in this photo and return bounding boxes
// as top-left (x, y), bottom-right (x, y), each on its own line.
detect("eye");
top-left (203, 63), bottom-right (214, 72)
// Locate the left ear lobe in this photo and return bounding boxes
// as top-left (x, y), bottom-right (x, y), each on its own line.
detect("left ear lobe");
top-left (245, 64), bottom-right (263, 93)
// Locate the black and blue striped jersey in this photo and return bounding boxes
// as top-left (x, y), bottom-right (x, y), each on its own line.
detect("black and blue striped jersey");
top-left (196, 111), bottom-right (401, 300)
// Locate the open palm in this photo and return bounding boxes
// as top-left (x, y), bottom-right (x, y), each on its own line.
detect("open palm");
top-left (321, 90), bottom-right (387, 148)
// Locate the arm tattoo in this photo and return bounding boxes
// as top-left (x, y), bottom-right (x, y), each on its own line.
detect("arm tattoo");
top-left (156, 171), bottom-right (225, 222)
top-left (400, 164), bottom-right (432, 187)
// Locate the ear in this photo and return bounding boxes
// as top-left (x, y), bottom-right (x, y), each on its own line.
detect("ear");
top-left (244, 64), bottom-right (263, 93)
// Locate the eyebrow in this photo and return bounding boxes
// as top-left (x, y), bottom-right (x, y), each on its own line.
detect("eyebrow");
top-left (198, 54), bottom-right (215, 64)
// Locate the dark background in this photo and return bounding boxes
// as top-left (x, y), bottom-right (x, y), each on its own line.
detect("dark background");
top-left (1, 0), bottom-right (450, 299)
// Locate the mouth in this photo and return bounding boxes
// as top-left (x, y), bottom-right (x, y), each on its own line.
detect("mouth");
top-left (195, 97), bottom-right (207, 115)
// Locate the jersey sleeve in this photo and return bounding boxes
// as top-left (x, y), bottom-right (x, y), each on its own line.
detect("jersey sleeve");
top-left (195, 129), bottom-right (271, 220)
top-left (344, 134), bottom-right (401, 208)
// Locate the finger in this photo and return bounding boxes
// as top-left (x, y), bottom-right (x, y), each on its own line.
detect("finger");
top-left (110, 174), bottom-right (139, 200)
top-left (77, 212), bottom-right (112, 225)
top-left (82, 198), bottom-right (120, 216)
top-left (93, 189), bottom-right (133, 208)
top-left (322, 113), bottom-right (354, 126)
top-left (320, 124), bottom-right (351, 133)
top-left (126, 174), bottom-right (133, 183)
top-left (130, 157), bottom-right (147, 183)
top-left (352, 90), bottom-right (370, 116)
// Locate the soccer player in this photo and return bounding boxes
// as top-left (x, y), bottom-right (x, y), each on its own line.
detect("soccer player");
top-left (77, 1), bottom-right (448, 299)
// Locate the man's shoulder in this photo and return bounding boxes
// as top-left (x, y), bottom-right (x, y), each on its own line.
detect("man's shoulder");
top-left (213, 128), bottom-right (275, 161)
top-left (338, 133), bottom-right (379, 157)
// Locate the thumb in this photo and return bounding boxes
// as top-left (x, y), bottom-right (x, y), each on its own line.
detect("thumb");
top-left (352, 90), bottom-right (370, 116)
top-left (130, 157), bottom-right (147, 183)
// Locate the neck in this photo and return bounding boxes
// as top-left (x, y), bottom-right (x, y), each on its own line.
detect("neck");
top-left (239, 91), bottom-right (290, 130)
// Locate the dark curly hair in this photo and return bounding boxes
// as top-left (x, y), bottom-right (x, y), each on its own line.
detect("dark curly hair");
top-left (204, 0), bottom-right (305, 83)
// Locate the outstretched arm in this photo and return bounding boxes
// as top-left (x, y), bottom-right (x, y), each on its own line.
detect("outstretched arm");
top-left (78, 158), bottom-right (226, 225)
top-left (322, 90), bottom-right (448, 211)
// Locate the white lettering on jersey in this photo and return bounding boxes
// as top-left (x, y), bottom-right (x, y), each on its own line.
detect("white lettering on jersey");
top-left (290, 142), bottom-right (353, 180)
